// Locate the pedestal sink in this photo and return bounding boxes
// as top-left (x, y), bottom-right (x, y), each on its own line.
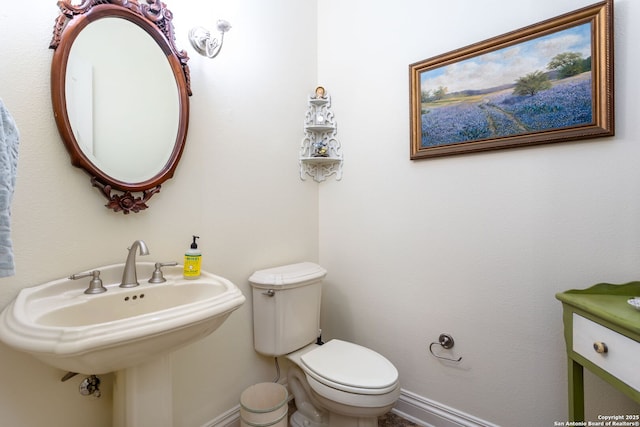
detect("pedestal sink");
top-left (0, 262), bottom-right (246, 427)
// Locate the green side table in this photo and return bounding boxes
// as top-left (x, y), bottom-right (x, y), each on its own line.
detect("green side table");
top-left (556, 282), bottom-right (640, 420)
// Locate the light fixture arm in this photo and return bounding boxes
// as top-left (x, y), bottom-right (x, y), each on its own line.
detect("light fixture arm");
top-left (188, 20), bottom-right (231, 59)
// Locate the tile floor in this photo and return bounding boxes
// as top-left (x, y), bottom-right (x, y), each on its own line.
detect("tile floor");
top-left (287, 400), bottom-right (418, 427)
top-left (378, 411), bottom-right (419, 427)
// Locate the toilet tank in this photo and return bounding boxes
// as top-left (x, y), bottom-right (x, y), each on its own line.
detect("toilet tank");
top-left (249, 262), bottom-right (327, 356)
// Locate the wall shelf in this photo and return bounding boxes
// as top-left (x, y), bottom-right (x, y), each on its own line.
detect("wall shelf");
top-left (300, 157), bottom-right (341, 164)
top-left (305, 125), bottom-right (335, 133)
top-left (299, 87), bottom-right (343, 182)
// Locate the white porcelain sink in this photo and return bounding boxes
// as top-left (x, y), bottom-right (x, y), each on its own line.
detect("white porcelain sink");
top-left (0, 262), bottom-right (245, 374)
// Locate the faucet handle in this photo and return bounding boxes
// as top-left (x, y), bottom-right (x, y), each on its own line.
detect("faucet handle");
top-left (148, 262), bottom-right (178, 284)
top-left (70, 270), bottom-right (107, 294)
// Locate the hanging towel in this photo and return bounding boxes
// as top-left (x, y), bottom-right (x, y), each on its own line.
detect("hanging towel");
top-left (0, 99), bottom-right (20, 278)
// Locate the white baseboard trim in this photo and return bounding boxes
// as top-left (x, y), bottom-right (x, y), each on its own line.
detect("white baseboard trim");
top-left (200, 403), bottom-right (241, 427)
top-left (392, 389), bottom-right (499, 427)
top-left (201, 388), bottom-right (498, 427)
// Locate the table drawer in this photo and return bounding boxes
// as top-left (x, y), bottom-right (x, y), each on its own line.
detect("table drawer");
top-left (572, 313), bottom-right (640, 392)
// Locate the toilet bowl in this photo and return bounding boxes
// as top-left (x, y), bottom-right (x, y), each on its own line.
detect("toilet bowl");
top-left (287, 340), bottom-right (400, 427)
top-left (249, 263), bottom-right (401, 427)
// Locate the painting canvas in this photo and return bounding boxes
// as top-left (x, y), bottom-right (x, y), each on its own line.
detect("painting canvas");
top-left (409, 0), bottom-right (613, 159)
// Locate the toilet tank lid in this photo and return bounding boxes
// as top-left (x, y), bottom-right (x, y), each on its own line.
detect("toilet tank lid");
top-left (249, 262), bottom-right (327, 288)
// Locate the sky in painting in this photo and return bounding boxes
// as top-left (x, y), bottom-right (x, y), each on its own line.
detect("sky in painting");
top-left (420, 23), bottom-right (591, 93)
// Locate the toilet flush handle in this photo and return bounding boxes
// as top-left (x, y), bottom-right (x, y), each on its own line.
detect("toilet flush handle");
top-left (262, 289), bottom-right (275, 297)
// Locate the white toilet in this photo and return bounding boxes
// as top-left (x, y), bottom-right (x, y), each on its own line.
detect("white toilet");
top-left (249, 262), bottom-right (400, 427)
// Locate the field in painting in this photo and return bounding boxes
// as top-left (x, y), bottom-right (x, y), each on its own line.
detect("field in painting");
top-left (420, 73), bottom-right (592, 147)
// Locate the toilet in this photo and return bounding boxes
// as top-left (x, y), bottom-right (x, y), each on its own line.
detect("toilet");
top-left (249, 262), bottom-right (400, 427)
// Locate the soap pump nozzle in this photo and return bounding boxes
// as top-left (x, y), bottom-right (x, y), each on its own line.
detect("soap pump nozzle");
top-left (191, 235), bottom-right (199, 249)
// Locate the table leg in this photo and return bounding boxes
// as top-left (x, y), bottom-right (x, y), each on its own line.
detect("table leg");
top-left (568, 359), bottom-right (585, 421)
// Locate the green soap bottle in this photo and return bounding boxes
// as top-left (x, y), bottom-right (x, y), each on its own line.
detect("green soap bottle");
top-left (183, 235), bottom-right (201, 279)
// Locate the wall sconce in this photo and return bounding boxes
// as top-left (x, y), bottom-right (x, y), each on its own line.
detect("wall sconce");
top-left (188, 20), bottom-right (231, 59)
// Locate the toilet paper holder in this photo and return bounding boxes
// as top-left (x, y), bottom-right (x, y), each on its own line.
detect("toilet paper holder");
top-left (429, 333), bottom-right (462, 362)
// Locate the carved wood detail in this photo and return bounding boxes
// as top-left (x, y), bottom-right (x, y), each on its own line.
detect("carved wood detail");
top-left (91, 177), bottom-right (161, 214)
top-left (50, 0), bottom-right (191, 95)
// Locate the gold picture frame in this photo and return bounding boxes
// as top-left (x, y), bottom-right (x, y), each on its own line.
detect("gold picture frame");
top-left (409, 0), bottom-right (613, 159)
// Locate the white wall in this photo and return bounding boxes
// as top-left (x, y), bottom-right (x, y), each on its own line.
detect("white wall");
top-left (1, 0), bottom-right (639, 426)
top-left (317, 0), bottom-right (640, 425)
top-left (0, 0), bottom-right (318, 426)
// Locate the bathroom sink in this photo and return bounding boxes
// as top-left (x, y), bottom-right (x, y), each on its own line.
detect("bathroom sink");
top-left (0, 262), bottom-right (245, 374)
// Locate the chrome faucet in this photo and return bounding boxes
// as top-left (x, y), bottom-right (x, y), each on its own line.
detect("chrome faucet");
top-left (120, 240), bottom-right (149, 288)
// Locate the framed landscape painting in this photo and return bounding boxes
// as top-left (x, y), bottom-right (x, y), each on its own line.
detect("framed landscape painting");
top-left (409, 0), bottom-right (613, 159)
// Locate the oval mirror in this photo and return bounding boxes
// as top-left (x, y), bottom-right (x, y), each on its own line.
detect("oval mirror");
top-left (50, 0), bottom-right (191, 214)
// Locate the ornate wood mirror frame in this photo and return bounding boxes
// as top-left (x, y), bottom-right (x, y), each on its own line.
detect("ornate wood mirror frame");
top-left (50, 0), bottom-right (191, 214)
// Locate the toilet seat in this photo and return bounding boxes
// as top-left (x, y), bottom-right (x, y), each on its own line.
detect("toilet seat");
top-left (299, 339), bottom-right (399, 395)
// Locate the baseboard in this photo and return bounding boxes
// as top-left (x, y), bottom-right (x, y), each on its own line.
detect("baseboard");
top-left (201, 388), bottom-right (498, 427)
top-left (200, 403), bottom-right (241, 427)
top-left (392, 389), bottom-right (499, 427)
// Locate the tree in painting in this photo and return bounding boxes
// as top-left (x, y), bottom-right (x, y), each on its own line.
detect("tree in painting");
top-left (547, 52), bottom-right (586, 78)
top-left (513, 71), bottom-right (552, 96)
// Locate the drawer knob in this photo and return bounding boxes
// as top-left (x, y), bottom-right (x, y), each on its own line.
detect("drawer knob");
top-left (593, 341), bottom-right (608, 354)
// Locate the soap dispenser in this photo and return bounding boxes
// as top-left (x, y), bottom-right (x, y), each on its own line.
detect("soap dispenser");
top-left (183, 235), bottom-right (201, 279)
